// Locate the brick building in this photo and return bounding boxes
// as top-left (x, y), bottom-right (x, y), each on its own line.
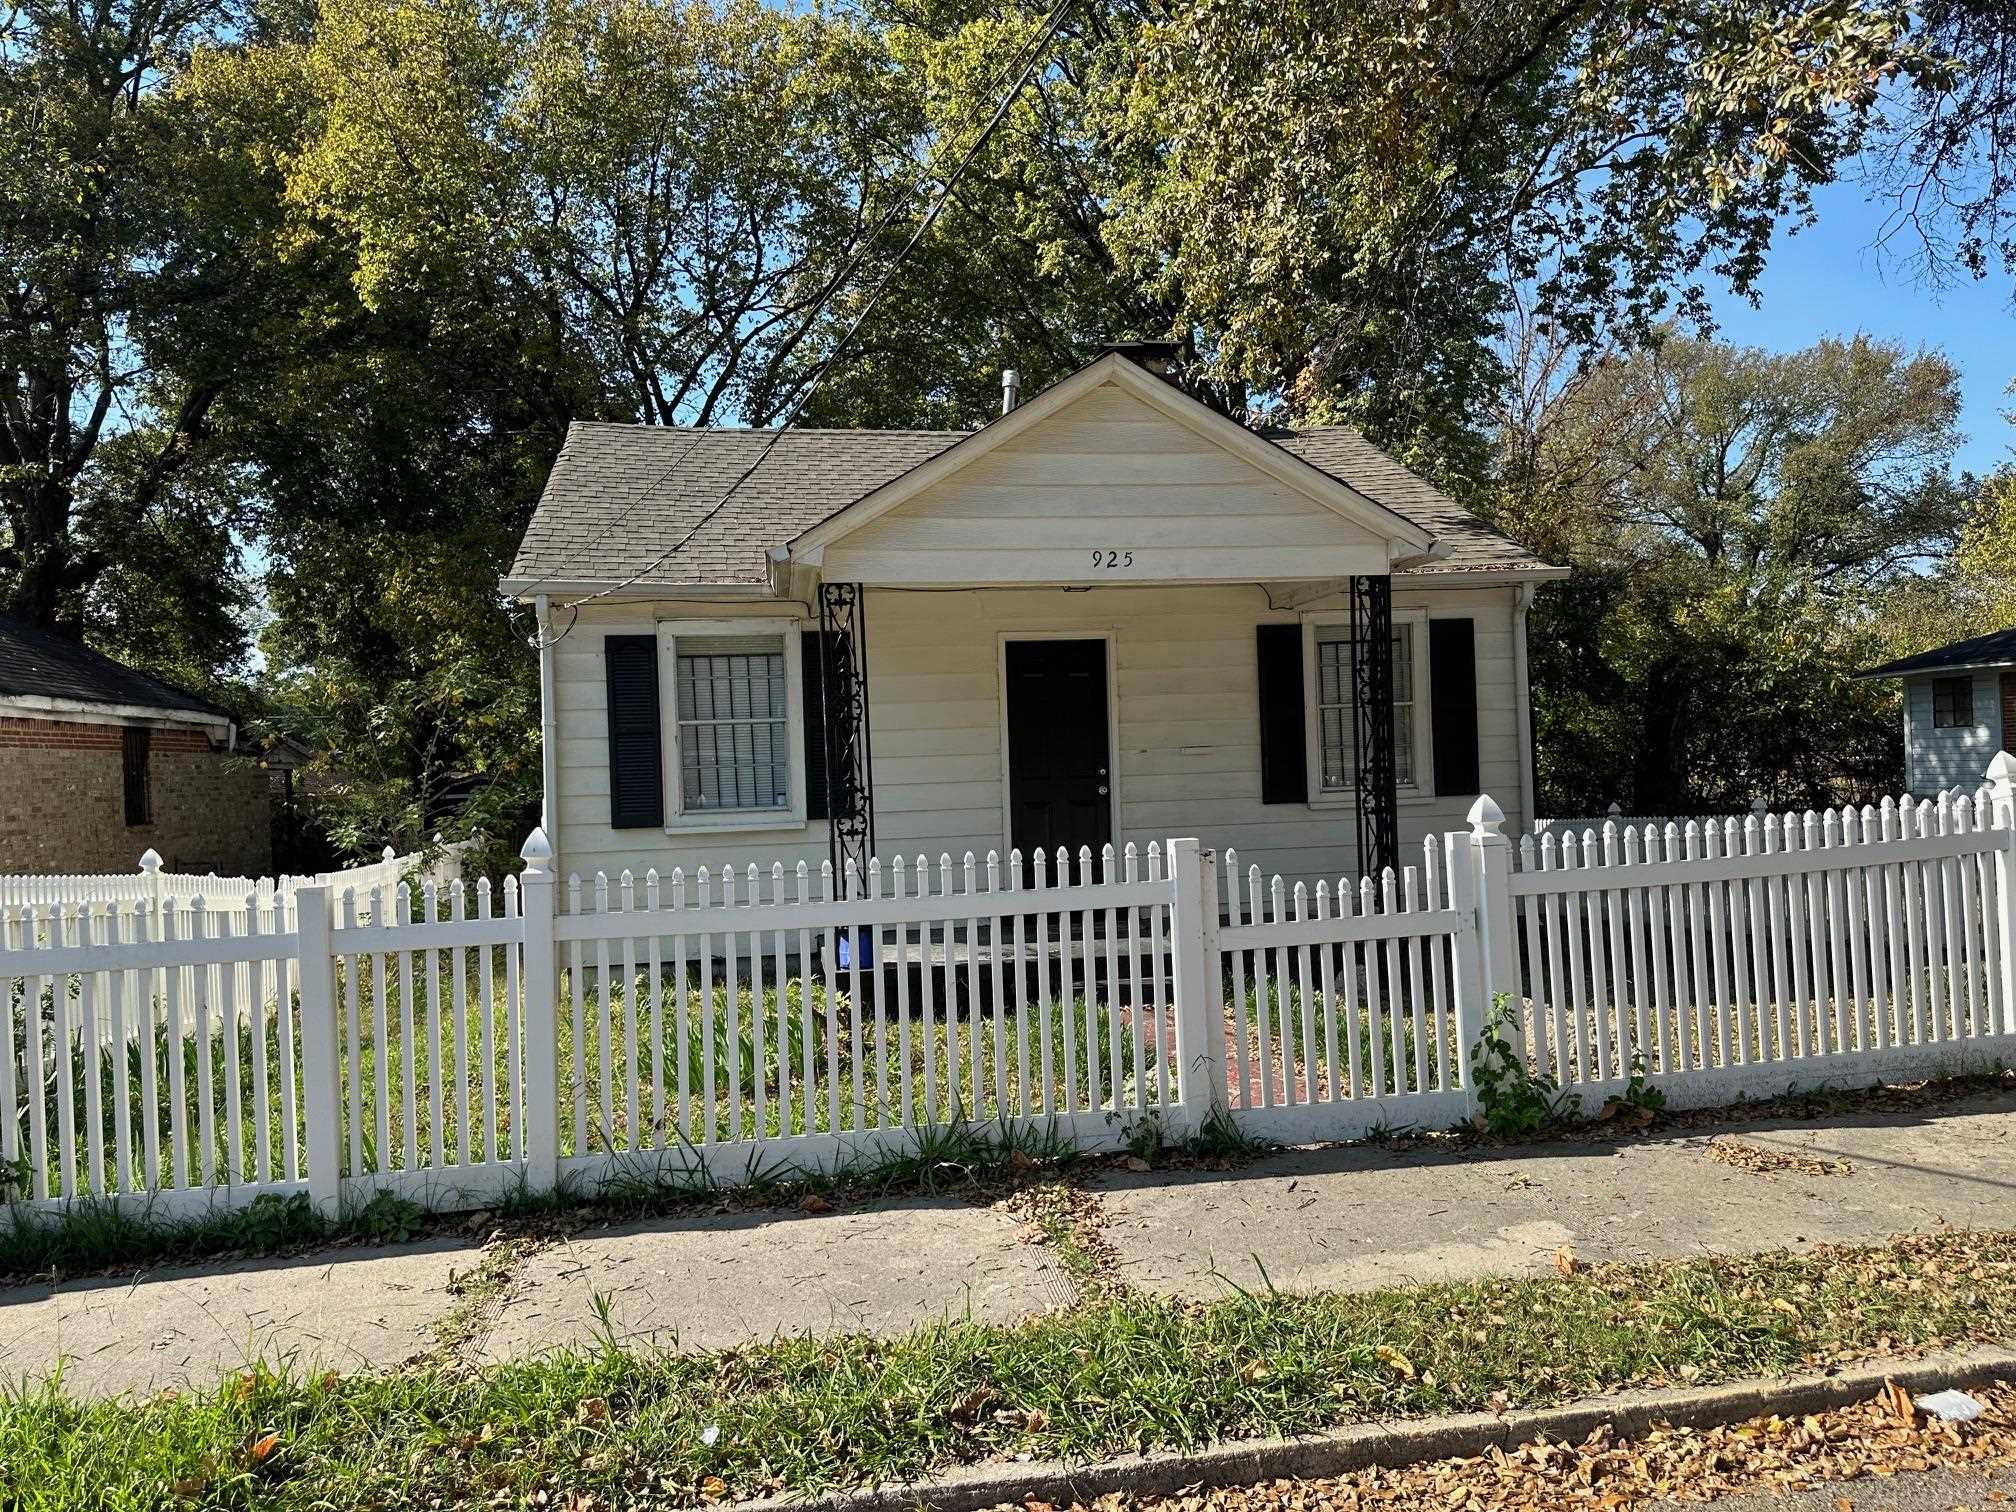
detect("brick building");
top-left (0, 614), bottom-right (271, 875)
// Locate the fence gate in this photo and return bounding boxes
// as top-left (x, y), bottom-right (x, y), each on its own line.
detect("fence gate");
top-left (1214, 834), bottom-right (1485, 1144)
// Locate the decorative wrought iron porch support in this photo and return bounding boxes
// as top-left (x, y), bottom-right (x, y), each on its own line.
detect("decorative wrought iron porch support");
top-left (1349, 573), bottom-right (1399, 879)
top-left (818, 581), bottom-right (876, 883)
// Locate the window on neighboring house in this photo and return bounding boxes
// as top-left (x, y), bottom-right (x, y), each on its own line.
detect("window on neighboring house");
top-left (1932, 675), bottom-right (1974, 729)
top-left (122, 726), bottom-right (152, 826)
top-left (1314, 624), bottom-right (1416, 790)
top-left (673, 636), bottom-right (791, 811)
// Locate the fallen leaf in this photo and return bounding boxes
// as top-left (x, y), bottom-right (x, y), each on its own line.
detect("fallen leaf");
top-left (798, 1193), bottom-right (834, 1214)
top-left (243, 1431), bottom-right (281, 1465)
top-left (576, 1396), bottom-right (608, 1424)
top-left (1555, 1245), bottom-right (1581, 1277)
top-left (1376, 1344), bottom-right (1417, 1380)
top-left (949, 1385), bottom-right (998, 1424)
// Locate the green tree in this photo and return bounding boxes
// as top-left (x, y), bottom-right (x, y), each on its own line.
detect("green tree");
top-left (1490, 334), bottom-right (1969, 812)
top-left (0, 0), bottom-right (292, 683)
top-left (1093, 0), bottom-right (1929, 470)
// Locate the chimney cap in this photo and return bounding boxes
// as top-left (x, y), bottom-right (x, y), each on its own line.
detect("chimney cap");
top-left (1101, 339), bottom-right (1184, 374)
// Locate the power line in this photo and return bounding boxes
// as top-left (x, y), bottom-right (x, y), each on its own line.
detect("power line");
top-left (533, 0), bottom-right (1078, 645)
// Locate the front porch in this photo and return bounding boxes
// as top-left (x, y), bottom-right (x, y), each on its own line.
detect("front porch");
top-left (808, 576), bottom-right (1415, 888)
top-left (549, 575), bottom-right (1530, 890)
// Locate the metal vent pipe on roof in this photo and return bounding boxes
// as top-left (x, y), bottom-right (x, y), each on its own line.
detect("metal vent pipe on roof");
top-left (1001, 368), bottom-right (1020, 415)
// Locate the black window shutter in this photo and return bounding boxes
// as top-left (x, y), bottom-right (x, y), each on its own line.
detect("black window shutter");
top-left (1428, 617), bottom-right (1480, 796)
top-left (122, 725), bottom-right (152, 827)
top-left (1256, 624), bottom-right (1307, 804)
top-left (604, 635), bottom-right (664, 829)
top-left (801, 632), bottom-right (831, 821)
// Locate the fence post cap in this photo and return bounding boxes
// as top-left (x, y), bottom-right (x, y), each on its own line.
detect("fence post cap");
top-left (138, 849), bottom-right (163, 873)
top-left (382, 844), bottom-right (398, 863)
top-left (1467, 793), bottom-right (1506, 837)
top-left (519, 826), bottom-right (554, 872)
top-left (1990, 751), bottom-right (2016, 789)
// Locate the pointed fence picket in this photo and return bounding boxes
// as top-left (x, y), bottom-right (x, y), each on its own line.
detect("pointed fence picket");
top-left (540, 840), bottom-right (1184, 1186)
top-left (1213, 832), bottom-right (1485, 1142)
top-left (1507, 789), bottom-right (2010, 1109)
top-left (10, 758), bottom-right (2016, 1220)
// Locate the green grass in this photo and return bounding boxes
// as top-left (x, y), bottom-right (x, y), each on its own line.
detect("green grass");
top-left (4, 1226), bottom-right (2014, 1508)
top-left (0, 1188), bottom-right (427, 1282)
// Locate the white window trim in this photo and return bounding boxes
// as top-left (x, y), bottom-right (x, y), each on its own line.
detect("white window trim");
top-left (1299, 606), bottom-right (1435, 808)
top-left (656, 619), bottom-right (809, 834)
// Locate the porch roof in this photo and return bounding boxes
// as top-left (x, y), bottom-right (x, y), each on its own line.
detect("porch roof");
top-left (505, 374), bottom-right (1561, 596)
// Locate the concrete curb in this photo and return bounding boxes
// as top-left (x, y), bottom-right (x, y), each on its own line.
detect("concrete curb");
top-left (742, 1344), bottom-right (2016, 1512)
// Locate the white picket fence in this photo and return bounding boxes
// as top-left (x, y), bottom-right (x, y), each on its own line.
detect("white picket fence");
top-left (7, 760), bottom-right (2016, 1221)
top-left (1215, 835), bottom-right (1481, 1143)
top-left (1507, 789), bottom-right (2012, 1109)
top-left (0, 843), bottom-right (460, 913)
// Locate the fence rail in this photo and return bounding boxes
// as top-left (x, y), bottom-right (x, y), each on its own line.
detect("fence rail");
top-left (9, 760), bottom-right (2016, 1221)
top-left (1507, 791), bottom-right (2011, 1110)
top-left (0, 842), bottom-right (464, 913)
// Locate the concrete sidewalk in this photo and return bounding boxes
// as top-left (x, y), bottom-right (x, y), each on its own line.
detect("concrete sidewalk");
top-left (9, 1089), bottom-right (2016, 1400)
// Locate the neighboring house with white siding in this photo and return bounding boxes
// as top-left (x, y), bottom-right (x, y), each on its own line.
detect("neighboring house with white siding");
top-left (505, 347), bottom-right (1567, 892)
top-left (1856, 628), bottom-right (2016, 794)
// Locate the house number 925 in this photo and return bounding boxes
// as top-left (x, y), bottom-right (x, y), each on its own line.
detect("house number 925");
top-left (1091, 549), bottom-right (1135, 568)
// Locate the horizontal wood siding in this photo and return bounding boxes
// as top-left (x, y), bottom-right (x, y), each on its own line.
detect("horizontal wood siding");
top-left (821, 383), bottom-right (1391, 585)
top-left (1904, 672), bottom-right (2000, 794)
top-left (550, 585), bottom-right (1526, 891)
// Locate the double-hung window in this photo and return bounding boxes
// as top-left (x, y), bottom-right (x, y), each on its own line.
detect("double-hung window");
top-left (1307, 612), bottom-right (1428, 797)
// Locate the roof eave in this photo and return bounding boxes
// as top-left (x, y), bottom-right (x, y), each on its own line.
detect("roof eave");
top-left (1392, 563), bottom-right (1571, 585)
top-left (500, 576), bottom-right (779, 602)
top-left (1852, 657), bottom-right (2016, 682)
top-left (0, 693), bottom-right (234, 743)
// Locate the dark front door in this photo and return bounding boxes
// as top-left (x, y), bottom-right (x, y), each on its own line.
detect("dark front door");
top-left (1006, 638), bottom-right (1112, 877)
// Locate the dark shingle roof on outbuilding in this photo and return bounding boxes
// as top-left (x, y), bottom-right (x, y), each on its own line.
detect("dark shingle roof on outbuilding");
top-left (505, 419), bottom-right (1557, 592)
top-left (1855, 628), bottom-right (2016, 681)
top-left (0, 612), bottom-right (231, 722)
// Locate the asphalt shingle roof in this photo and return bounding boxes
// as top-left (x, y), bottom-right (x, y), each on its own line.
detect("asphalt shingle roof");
top-left (0, 613), bottom-right (230, 722)
top-left (1856, 628), bottom-right (2016, 681)
top-left (507, 418), bottom-right (1556, 591)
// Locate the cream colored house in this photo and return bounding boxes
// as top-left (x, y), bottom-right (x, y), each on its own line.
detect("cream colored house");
top-left (505, 349), bottom-right (1566, 893)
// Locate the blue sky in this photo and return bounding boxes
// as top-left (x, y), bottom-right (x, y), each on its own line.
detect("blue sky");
top-left (1707, 178), bottom-right (2014, 476)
